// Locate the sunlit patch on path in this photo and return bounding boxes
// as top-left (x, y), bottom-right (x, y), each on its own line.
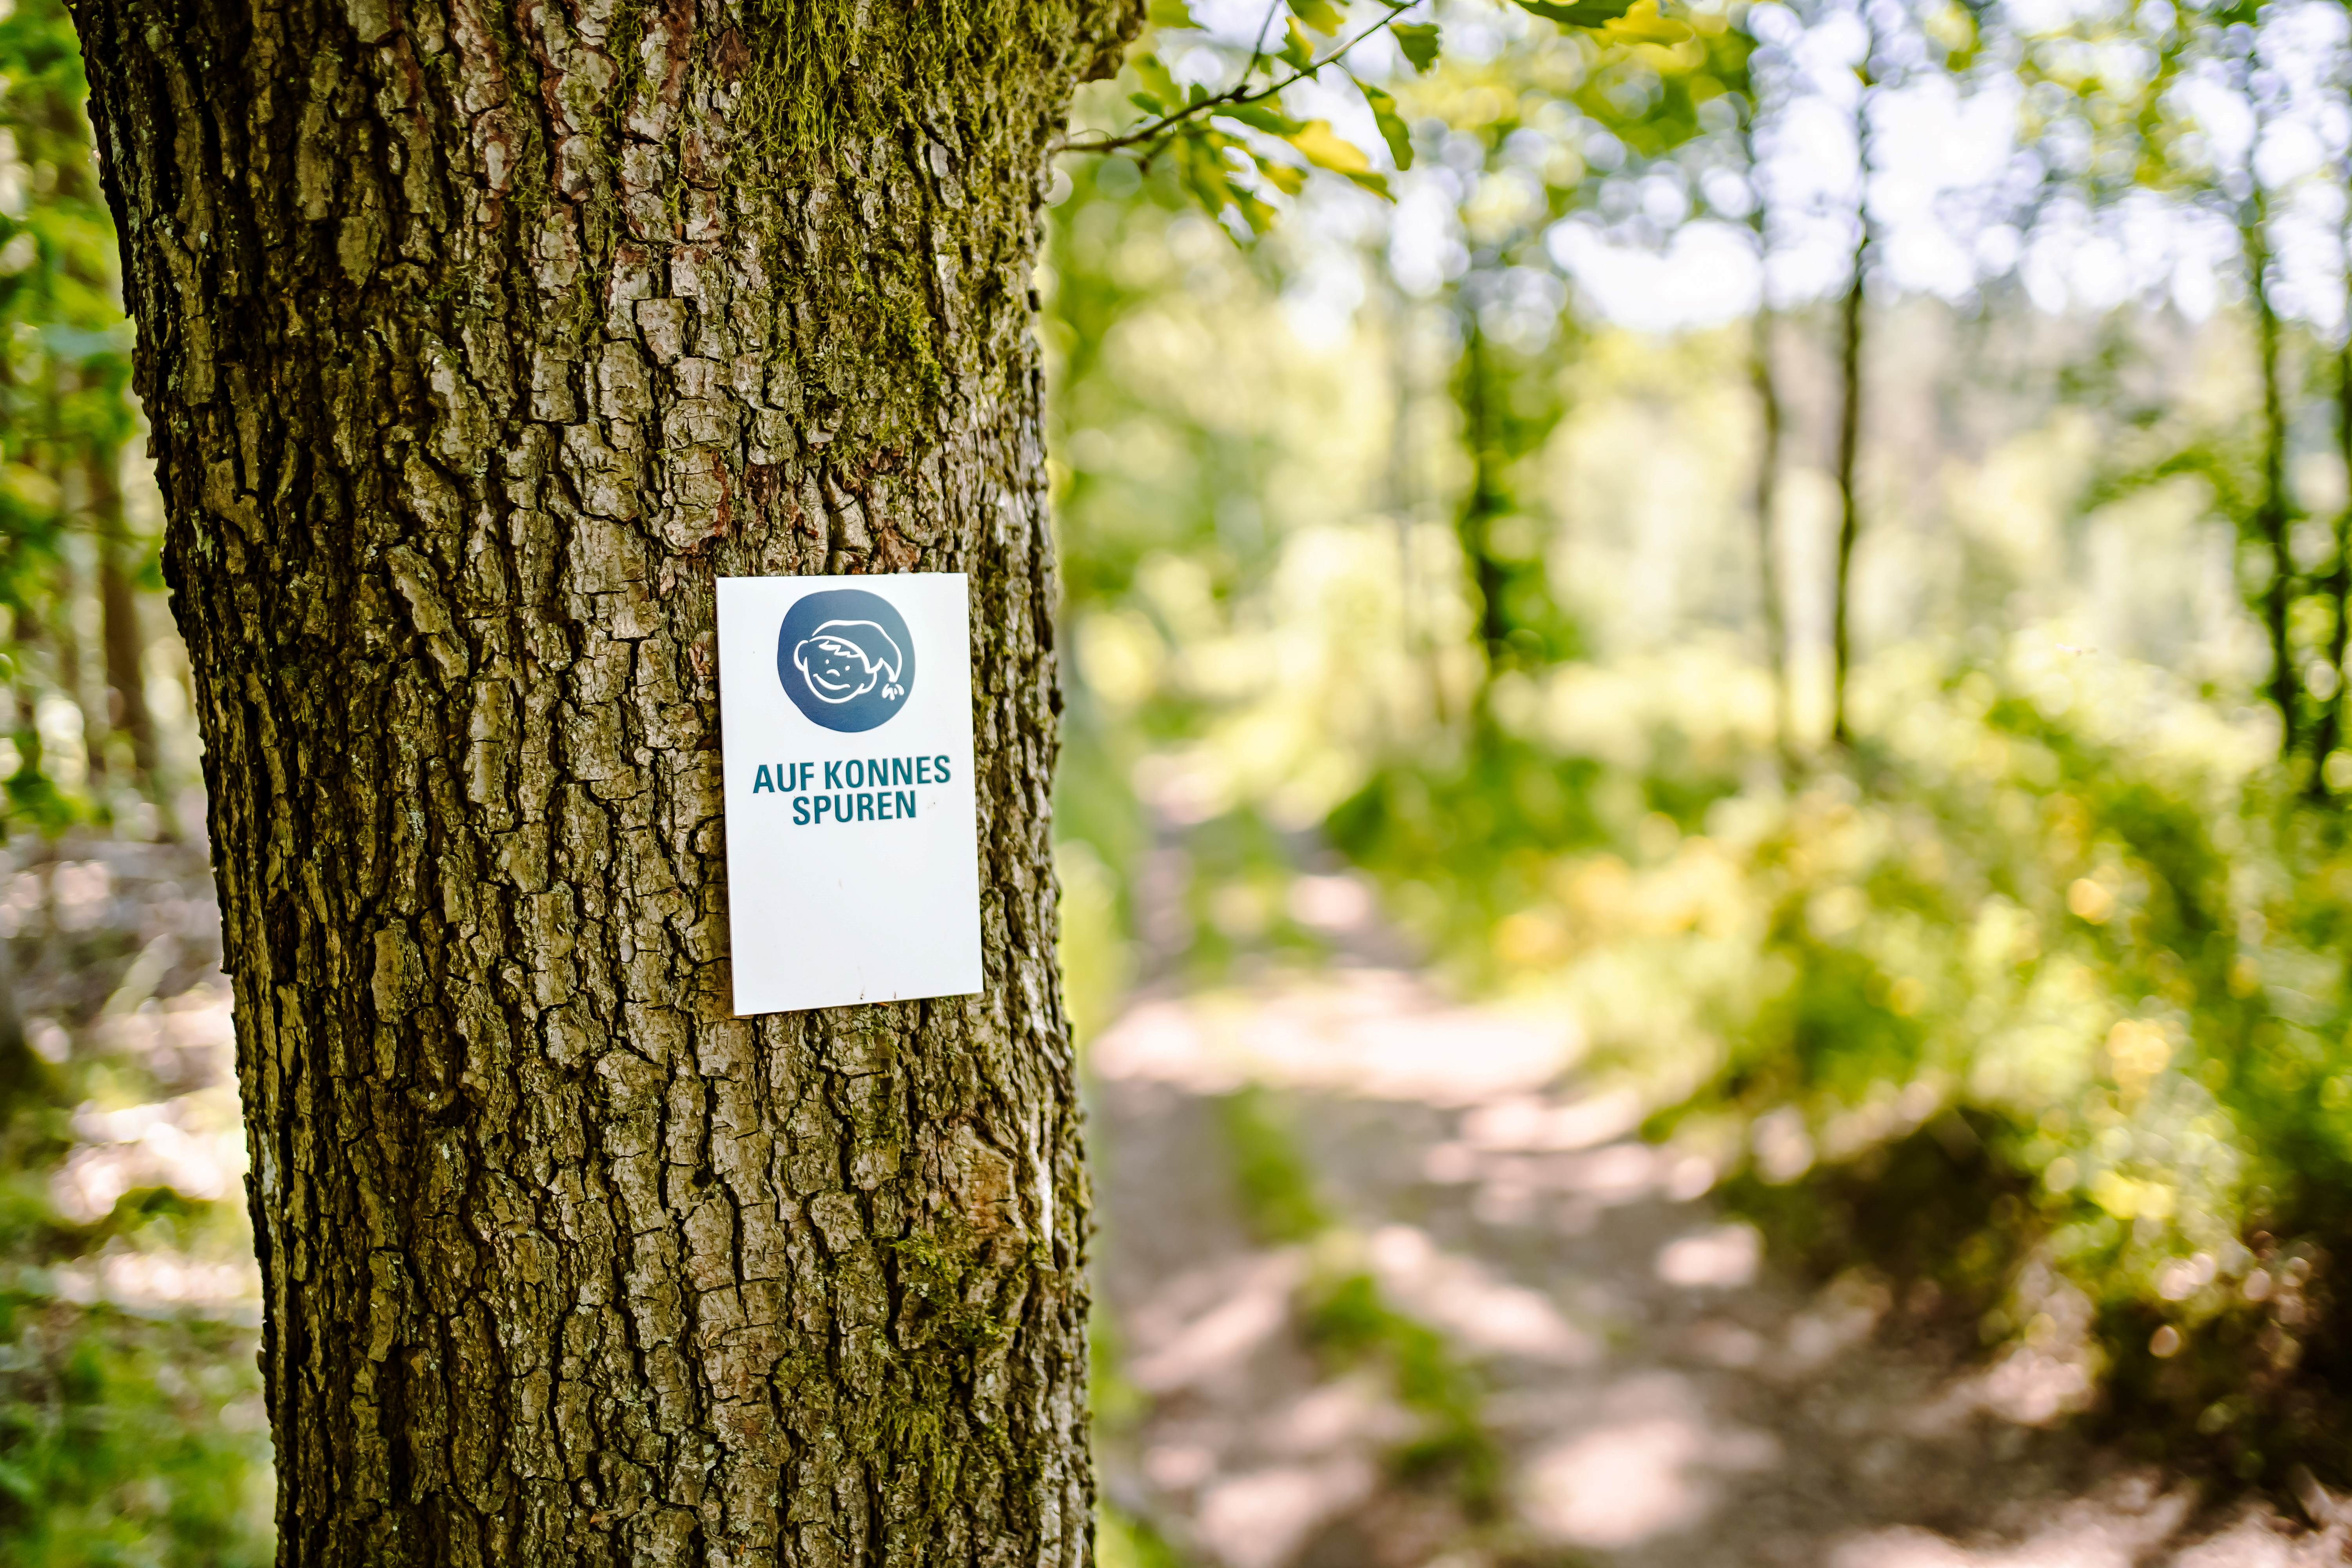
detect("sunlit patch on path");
top-left (1093, 967), bottom-right (1584, 1103)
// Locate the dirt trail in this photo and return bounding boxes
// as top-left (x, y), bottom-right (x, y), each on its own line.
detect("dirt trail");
top-left (1086, 942), bottom-right (2349, 1567)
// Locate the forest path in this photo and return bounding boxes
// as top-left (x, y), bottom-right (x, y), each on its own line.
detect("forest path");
top-left (1084, 875), bottom-right (2348, 1568)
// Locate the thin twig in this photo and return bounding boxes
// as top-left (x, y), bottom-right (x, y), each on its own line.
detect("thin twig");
top-left (1243, 0), bottom-right (1287, 84)
top-left (1058, 2), bottom-right (1417, 158)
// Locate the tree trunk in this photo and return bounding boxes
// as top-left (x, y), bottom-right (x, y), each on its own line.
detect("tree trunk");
top-left (1381, 281), bottom-right (1439, 728)
top-left (69, 3), bottom-right (1140, 1566)
top-left (92, 440), bottom-right (164, 802)
top-left (1742, 109), bottom-right (1786, 761)
top-left (1829, 218), bottom-right (1866, 749)
top-left (2247, 201), bottom-right (2297, 759)
top-left (51, 450), bottom-right (105, 786)
top-left (1456, 308), bottom-right (1511, 673)
top-left (1829, 27), bottom-right (1876, 753)
top-left (2325, 329), bottom-right (2352, 783)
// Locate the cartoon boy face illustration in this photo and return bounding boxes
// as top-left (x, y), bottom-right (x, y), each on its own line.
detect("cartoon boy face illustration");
top-left (793, 620), bottom-right (906, 706)
top-left (776, 588), bottom-right (917, 733)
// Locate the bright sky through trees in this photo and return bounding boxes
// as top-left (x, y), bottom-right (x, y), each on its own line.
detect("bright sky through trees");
top-left (1182, 0), bottom-right (2352, 336)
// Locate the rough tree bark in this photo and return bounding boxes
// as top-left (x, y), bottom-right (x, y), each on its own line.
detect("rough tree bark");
top-left (68, 2), bottom-right (1140, 1564)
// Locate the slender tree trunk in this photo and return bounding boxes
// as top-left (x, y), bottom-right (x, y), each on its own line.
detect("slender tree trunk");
top-left (1457, 309), bottom-right (1511, 671)
top-left (47, 450), bottom-right (105, 786)
top-left (71, 4), bottom-right (1140, 1566)
top-left (2328, 140), bottom-right (2352, 788)
top-left (1743, 117), bottom-right (1787, 760)
top-left (1828, 22), bottom-right (1875, 751)
top-left (1829, 214), bottom-right (1867, 748)
top-left (92, 441), bottom-right (163, 799)
top-left (6, 592), bottom-right (48, 792)
top-left (2247, 203), bottom-right (2297, 759)
top-left (1751, 304), bottom-right (1790, 759)
top-left (1383, 282), bottom-right (1437, 728)
top-left (2326, 327), bottom-right (2352, 782)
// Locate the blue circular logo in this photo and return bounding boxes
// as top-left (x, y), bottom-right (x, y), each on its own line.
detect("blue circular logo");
top-left (777, 588), bottom-right (916, 733)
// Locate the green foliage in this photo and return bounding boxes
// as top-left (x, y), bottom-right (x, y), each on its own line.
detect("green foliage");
top-left (0, 926), bottom-right (270, 1562)
top-left (1303, 1271), bottom-right (1499, 1505)
top-left (1217, 1087), bottom-right (1332, 1244)
top-left (1042, 146), bottom-right (1355, 913)
top-left (1331, 728), bottom-right (1613, 948)
top-left (1289, 0), bottom-right (1349, 35)
top-left (1038, 0), bottom-right (2352, 1524)
top-left (1042, 0), bottom-right (2352, 1502)
top-left (1515, 0), bottom-right (1638, 27)
top-left (1098, 1503), bottom-right (1191, 1568)
top-left (0, 1301), bottom-right (271, 1568)
top-left (0, 16), bottom-right (247, 1539)
top-left (0, 0), bottom-right (151, 833)
top-left (1392, 21), bottom-right (1442, 73)
top-left (1063, 0), bottom-right (1685, 236)
top-left (1360, 82), bottom-right (1416, 167)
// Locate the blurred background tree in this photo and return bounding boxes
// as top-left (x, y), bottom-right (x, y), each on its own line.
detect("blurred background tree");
top-left (0, 0), bottom-right (176, 839)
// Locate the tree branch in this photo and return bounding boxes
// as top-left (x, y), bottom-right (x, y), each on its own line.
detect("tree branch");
top-left (1058, 2), bottom-right (1417, 158)
top-left (1242, 0), bottom-right (1288, 86)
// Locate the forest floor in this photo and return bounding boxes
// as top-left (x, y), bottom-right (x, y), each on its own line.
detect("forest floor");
top-left (1085, 850), bottom-right (2352, 1568)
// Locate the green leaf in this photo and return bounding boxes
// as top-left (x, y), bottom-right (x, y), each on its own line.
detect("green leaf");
top-left (1601, 0), bottom-right (1693, 42)
top-left (1233, 189), bottom-right (1280, 236)
top-left (1225, 102), bottom-right (1308, 136)
top-left (1134, 53), bottom-right (1181, 107)
top-left (1149, 0), bottom-right (1202, 25)
top-left (1130, 91), bottom-right (1170, 114)
top-left (1282, 118), bottom-right (1372, 174)
top-left (1361, 81), bottom-right (1414, 169)
top-left (1342, 169), bottom-right (1395, 200)
top-left (1257, 159), bottom-right (1309, 196)
top-left (1180, 134), bottom-right (1237, 216)
top-left (1280, 16), bottom-right (1317, 69)
top-left (1287, 0), bottom-right (1345, 33)
top-left (1514, 0), bottom-right (1635, 26)
top-left (1391, 21), bottom-right (1441, 72)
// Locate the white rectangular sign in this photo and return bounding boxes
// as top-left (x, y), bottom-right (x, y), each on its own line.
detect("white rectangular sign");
top-left (717, 573), bottom-right (983, 1015)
